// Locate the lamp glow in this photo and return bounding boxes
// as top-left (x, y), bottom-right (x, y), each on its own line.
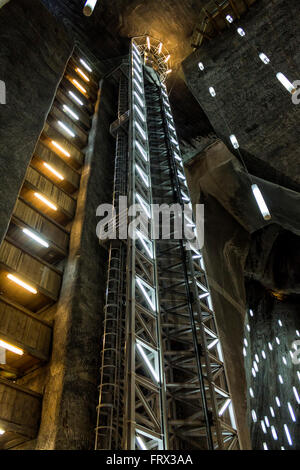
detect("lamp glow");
top-left (0, 429), bottom-right (5, 436)
top-left (51, 140), bottom-right (70, 157)
top-left (22, 228), bottom-right (49, 248)
top-left (137, 343), bottom-right (159, 382)
top-left (43, 163), bottom-right (64, 181)
top-left (135, 121), bottom-right (146, 141)
top-left (80, 59), bottom-right (92, 73)
top-left (164, 54), bottom-right (171, 63)
top-left (284, 424), bottom-right (293, 446)
top-left (0, 339), bottom-right (24, 355)
top-left (136, 435), bottom-right (147, 450)
top-left (259, 53), bottom-right (270, 65)
top-left (237, 28), bottom-right (246, 37)
top-left (68, 90), bottom-right (83, 106)
top-left (219, 398), bottom-right (231, 416)
top-left (209, 86), bottom-right (216, 97)
top-left (76, 67), bottom-right (90, 82)
top-left (276, 72), bottom-right (296, 94)
top-left (83, 0), bottom-right (98, 16)
top-left (72, 79), bottom-right (87, 94)
top-left (63, 105), bottom-right (79, 121)
top-left (198, 62), bottom-right (204, 71)
top-left (230, 134), bottom-right (239, 149)
top-left (226, 15), bottom-right (233, 23)
top-left (58, 121), bottom-right (75, 138)
top-left (251, 184), bottom-right (271, 221)
top-left (166, 69), bottom-right (172, 75)
top-left (7, 274), bottom-right (37, 295)
top-left (34, 192), bottom-right (57, 211)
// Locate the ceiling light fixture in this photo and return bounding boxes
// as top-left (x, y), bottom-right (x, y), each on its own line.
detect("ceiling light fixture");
top-left (83, 0), bottom-right (98, 16)
top-left (7, 274), bottom-right (37, 295)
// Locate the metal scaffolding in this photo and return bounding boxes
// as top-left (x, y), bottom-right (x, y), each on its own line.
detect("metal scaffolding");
top-left (95, 39), bottom-right (239, 450)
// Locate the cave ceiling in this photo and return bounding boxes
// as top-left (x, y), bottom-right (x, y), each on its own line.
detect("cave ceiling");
top-left (41, 0), bottom-right (213, 142)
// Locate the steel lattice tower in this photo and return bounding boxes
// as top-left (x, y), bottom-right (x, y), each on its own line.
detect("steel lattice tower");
top-left (95, 38), bottom-right (240, 451)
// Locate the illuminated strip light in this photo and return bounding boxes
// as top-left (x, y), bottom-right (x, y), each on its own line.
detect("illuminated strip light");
top-left (134, 104), bottom-right (145, 122)
top-left (135, 140), bottom-right (148, 161)
top-left (132, 41), bottom-right (140, 55)
top-left (136, 164), bottom-right (149, 187)
top-left (135, 121), bottom-right (147, 141)
top-left (58, 121), bottom-right (75, 138)
top-left (264, 416), bottom-right (270, 427)
top-left (275, 396), bottom-right (281, 407)
top-left (252, 184), bottom-right (271, 221)
top-left (72, 79), bottom-right (87, 94)
top-left (51, 140), bottom-right (70, 157)
top-left (263, 443), bottom-right (268, 450)
top-left (136, 435), bottom-right (147, 450)
top-left (34, 192), bottom-right (57, 211)
top-left (276, 72), bottom-right (296, 94)
top-left (208, 338), bottom-right (219, 350)
top-left (237, 27), bottom-right (246, 37)
top-left (134, 68), bottom-right (143, 83)
top-left (7, 274), bottom-right (37, 295)
top-left (219, 399), bottom-right (231, 416)
top-left (136, 193), bottom-right (151, 218)
top-left (164, 54), bottom-right (170, 63)
top-left (284, 424), bottom-right (293, 446)
top-left (136, 230), bottom-right (153, 259)
top-left (270, 406), bottom-right (275, 417)
top-left (293, 387), bottom-right (300, 404)
top-left (133, 58), bottom-right (142, 71)
top-left (287, 403), bottom-right (296, 422)
top-left (134, 91), bottom-right (144, 108)
top-left (133, 48), bottom-right (141, 61)
top-left (76, 67), bottom-right (90, 82)
top-left (226, 14), bottom-right (233, 23)
top-left (43, 163), bottom-right (64, 181)
top-left (147, 36), bottom-right (151, 50)
top-left (136, 343), bottom-right (159, 382)
top-left (80, 58), bottom-right (92, 73)
top-left (259, 53), bottom-right (270, 65)
top-left (63, 105), bottom-right (79, 121)
top-left (166, 69), bottom-right (172, 75)
top-left (22, 228), bottom-right (49, 248)
top-left (251, 410), bottom-right (257, 423)
top-left (136, 278), bottom-right (156, 311)
top-left (271, 426), bottom-right (278, 440)
top-left (158, 42), bottom-right (163, 54)
top-left (133, 79), bottom-right (144, 95)
top-left (68, 91), bottom-right (83, 106)
top-left (0, 339), bottom-right (24, 356)
top-left (83, 0), bottom-right (98, 16)
top-left (260, 421), bottom-right (267, 434)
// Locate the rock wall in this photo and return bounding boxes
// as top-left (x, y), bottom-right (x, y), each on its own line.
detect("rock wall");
top-left (182, 0), bottom-right (300, 190)
top-left (0, 0), bottom-right (72, 245)
top-left (185, 139), bottom-right (300, 449)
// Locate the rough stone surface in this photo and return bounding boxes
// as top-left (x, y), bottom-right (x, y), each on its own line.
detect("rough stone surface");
top-left (185, 139), bottom-right (300, 449)
top-left (0, 0), bottom-right (72, 245)
top-left (183, 0), bottom-right (300, 189)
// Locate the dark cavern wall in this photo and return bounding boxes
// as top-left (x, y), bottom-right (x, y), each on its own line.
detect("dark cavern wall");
top-left (0, 0), bottom-right (116, 449)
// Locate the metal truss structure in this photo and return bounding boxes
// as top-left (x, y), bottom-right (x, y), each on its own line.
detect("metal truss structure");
top-left (95, 39), bottom-right (240, 451)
